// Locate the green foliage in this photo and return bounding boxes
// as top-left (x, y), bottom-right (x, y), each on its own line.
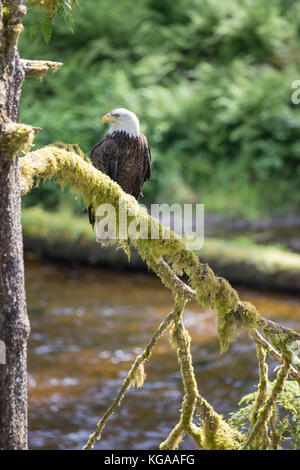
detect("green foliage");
top-left (228, 380), bottom-right (300, 449)
top-left (20, 0), bottom-right (300, 217)
top-left (22, 206), bottom-right (92, 242)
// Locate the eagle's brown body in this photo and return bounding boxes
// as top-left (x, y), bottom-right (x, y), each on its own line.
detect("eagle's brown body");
top-left (89, 130), bottom-right (151, 227)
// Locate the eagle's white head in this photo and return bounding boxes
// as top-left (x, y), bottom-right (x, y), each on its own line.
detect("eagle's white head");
top-left (101, 108), bottom-right (140, 139)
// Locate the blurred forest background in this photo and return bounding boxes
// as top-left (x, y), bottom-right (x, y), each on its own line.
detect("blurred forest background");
top-left (20, 0), bottom-right (300, 220)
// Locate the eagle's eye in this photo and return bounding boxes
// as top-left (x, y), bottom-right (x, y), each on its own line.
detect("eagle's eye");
top-left (111, 113), bottom-right (120, 118)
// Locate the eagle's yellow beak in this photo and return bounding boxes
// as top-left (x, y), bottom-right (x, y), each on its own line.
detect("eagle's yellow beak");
top-left (101, 114), bottom-right (117, 124)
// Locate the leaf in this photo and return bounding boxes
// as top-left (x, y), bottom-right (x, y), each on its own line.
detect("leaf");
top-left (40, 18), bottom-right (52, 44)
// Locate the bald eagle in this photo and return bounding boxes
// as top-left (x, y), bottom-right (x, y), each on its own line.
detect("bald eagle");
top-left (88, 108), bottom-right (151, 241)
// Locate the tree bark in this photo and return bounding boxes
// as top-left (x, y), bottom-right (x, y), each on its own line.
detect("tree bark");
top-left (0, 0), bottom-right (30, 449)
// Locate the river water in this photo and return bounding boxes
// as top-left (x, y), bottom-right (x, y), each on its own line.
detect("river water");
top-left (25, 259), bottom-right (300, 450)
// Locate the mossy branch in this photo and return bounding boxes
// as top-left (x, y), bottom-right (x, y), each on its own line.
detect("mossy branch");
top-left (196, 394), bottom-right (243, 450)
top-left (250, 344), bottom-right (269, 427)
top-left (83, 309), bottom-right (176, 450)
top-left (19, 143), bottom-right (300, 449)
top-left (0, 122), bottom-right (35, 160)
top-left (161, 295), bottom-right (242, 450)
top-left (160, 296), bottom-right (203, 450)
top-left (26, 0), bottom-right (78, 20)
top-left (251, 329), bottom-right (300, 385)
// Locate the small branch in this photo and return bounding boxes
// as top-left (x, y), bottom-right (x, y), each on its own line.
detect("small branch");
top-left (160, 423), bottom-right (184, 451)
top-left (145, 257), bottom-right (300, 364)
top-left (21, 60), bottom-right (63, 79)
top-left (196, 394), bottom-right (243, 449)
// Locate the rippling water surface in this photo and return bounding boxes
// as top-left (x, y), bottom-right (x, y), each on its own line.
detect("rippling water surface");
top-left (25, 259), bottom-right (300, 450)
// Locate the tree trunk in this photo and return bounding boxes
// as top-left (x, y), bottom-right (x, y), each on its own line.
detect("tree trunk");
top-left (0, 0), bottom-right (30, 449)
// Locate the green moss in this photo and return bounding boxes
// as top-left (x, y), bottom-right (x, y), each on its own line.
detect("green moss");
top-left (167, 296), bottom-right (242, 450)
top-left (21, 144), bottom-right (300, 358)
top-left (250, 344), bottom-right (269, 426)
top-left (186, 262), bottom-right (240, 352)
top-left (2, 6), bottom-right (10, 22)
top-left (243, 355), bottom-right (292, 449)
top-left (22, 206), bottom-right (93, 242)
top-left (188, 424), bottom-right (203, 449)
top-left (217, 311), bottom-right (238, 354)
